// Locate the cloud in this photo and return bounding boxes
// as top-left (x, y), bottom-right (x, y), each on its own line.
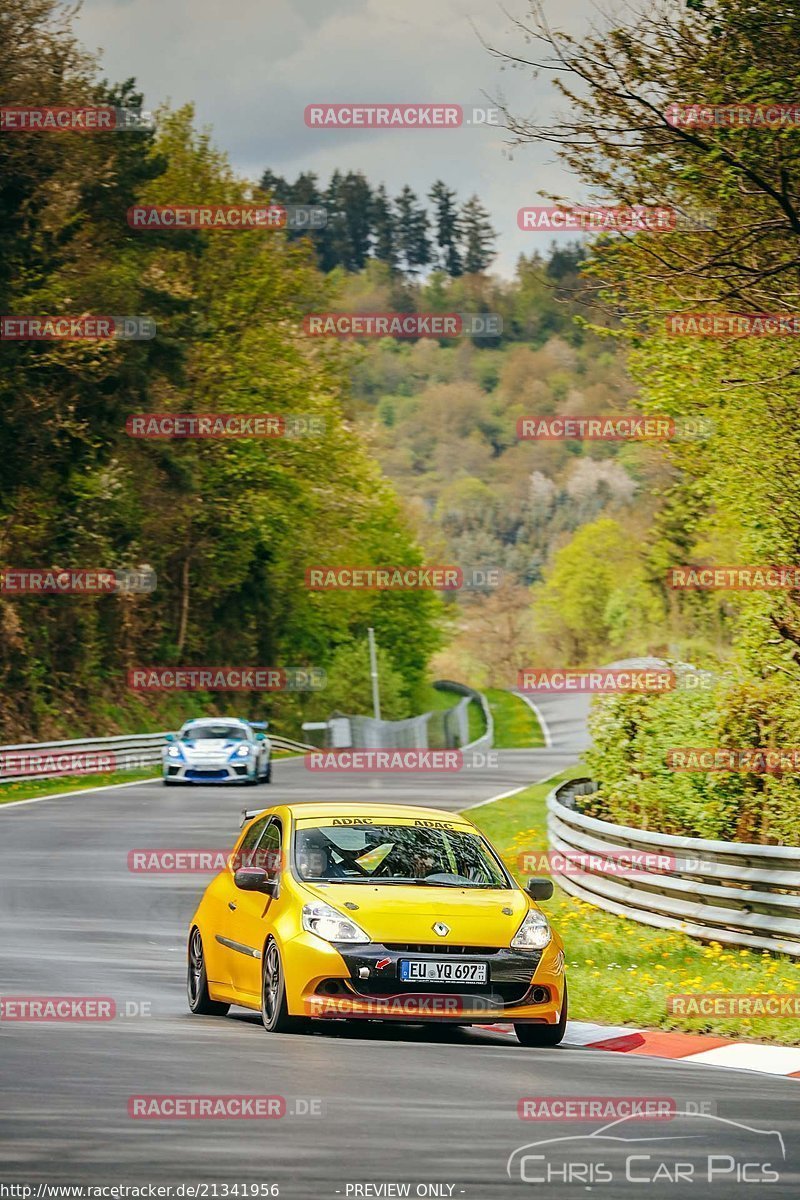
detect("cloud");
top-left (76, 0), bottom-right (598, 274)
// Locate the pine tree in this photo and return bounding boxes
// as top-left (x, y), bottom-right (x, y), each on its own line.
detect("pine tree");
top-left (371, 183), bottom-right (398, 270)
top-left (394, 186), bottom-right (431, 275)
top-left (460, 195), bottom-right (496, 274)
top-left (429, 180), bottom-right (462, 276)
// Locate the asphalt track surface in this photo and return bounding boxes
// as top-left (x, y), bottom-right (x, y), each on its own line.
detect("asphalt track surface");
top-left (1, 686), bottom-right (798, 1198)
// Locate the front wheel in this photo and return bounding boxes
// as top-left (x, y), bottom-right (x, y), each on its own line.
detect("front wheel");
top-left (515, 982), bottom-right (568, 1047)
top-left (261, 938), bottom-right (305, 1034)
top-left (187, 928), bottom-right (230, 1016)
top-left (261, 760), bottom-right (272, 784)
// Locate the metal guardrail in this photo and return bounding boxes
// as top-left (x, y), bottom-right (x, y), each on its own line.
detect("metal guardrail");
top-left (0, 730), bottom-right (315, 784)
top-left (432, 680), bottom-right (493, 752)
top-left (337, 682), bottom-right (493, 752)
top-left (547, 778), bottom-right (800, 957)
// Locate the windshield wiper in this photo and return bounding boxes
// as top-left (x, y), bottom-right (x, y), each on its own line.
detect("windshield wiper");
top-left (324, 876), bottom-right (488, 888)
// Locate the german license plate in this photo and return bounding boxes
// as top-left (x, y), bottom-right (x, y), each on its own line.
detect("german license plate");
top-left (399, 959), bottom-right (488, 983)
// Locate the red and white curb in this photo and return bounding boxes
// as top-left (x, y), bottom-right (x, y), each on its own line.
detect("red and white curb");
top-left (486, 1020), bottom-right (800, 1078)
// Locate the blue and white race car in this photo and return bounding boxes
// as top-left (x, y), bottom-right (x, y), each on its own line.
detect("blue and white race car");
top-left (162, 719), bottom-right (272, 786)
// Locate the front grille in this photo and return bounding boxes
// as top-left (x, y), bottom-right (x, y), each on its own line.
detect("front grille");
top-left (186, 768), bottom-right (228, 780)
top-left (383, 943), bottom-right (501, 955)
top-left (348, 979), bottom-right (530, 1004)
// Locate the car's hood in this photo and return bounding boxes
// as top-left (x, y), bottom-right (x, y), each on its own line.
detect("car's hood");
top-left (181, 739), bottom-right (243, 756)
top-left (300, 882), bottom-right (530, 946)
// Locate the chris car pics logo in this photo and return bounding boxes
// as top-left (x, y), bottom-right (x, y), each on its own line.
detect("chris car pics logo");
top-left (507, 1112), bottom-right (785, 1186)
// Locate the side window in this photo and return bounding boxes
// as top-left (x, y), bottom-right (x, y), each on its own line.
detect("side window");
top-left (254, 820), bottom-right (282, 876)
top-left (237, 817), bottom-right (269, 868)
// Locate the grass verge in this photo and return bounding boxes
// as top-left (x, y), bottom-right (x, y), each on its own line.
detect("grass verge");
top-left (0, 768), bottom-right (159, 805)
top-left (486, 688), bottom-right (545, 749)
top-left (466, 771), bottom-right (800, 1045)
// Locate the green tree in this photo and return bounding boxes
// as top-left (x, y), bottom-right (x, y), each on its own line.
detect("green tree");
top-left (429, 180), bottom-right (463, 276)
top-left (394, 186), bottom-right (431, 275)
top-left (460, 195), bottom-right (496, 274)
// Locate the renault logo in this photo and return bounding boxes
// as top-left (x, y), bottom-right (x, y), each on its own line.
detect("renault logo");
top-left (432, 922), bottom-right (450, 937)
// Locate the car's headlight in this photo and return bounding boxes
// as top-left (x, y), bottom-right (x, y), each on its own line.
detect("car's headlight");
top-left (234, 744), bottom-right (251, 758)
top-left (302, 901), bottom-right (370, 944)
top-left (167, 746), bottom-right (181, 759)
top-left (510, 910), bottom-right (551, 950)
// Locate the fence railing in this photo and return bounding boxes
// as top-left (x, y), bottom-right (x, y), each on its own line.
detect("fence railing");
top-left (0, 730), bottom-right (316, 785)
top-left (547, 778), bottom-right (800, 958)
top-left (337, 681), bottom-right (492, 752)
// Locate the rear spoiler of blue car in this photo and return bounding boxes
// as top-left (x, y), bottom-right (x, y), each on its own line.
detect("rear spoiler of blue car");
top-left (247, 721), bottom-right (269, 730)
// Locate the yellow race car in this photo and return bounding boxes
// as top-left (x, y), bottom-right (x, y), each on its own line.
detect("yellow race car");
top-left (187, 801), bottom-right (567, 1045)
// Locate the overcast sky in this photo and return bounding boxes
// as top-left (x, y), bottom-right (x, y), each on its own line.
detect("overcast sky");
top-left (75, 0), bottom-right (599, 275)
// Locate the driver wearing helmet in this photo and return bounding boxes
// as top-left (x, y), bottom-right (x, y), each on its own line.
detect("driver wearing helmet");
top-left (296, 831), bottom-right (347, 879)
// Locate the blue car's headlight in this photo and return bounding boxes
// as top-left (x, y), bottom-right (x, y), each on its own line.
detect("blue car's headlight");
top-left (167, 746), bottom-right (181, 759)
top-left (234, 744), bottom-right (252, 758)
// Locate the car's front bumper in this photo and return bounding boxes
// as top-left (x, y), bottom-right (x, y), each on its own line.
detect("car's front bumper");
top-left (282, 932), bottom-right (566, 1024)
top-left (163, 758), bottom-right (255, 783)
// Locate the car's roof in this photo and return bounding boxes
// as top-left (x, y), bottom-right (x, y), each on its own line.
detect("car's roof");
top-left (279, 800), bottom-right (475, 824)
top-left (183, 717), bottom-right (248, 726)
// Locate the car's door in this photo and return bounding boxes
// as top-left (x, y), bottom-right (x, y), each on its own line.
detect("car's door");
top-left (226, 817), bottom-right (284, 998)
top-left (212, 814), bottom-right (271, 983)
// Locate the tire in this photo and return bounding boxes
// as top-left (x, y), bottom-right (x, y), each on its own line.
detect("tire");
top-left (261, 760), bottom-right (272, 784)
top-left (187, 927), bottom-right (230, 1016)
top-left (260, 938), bottom-right (304, 1034)
top-left (515, 982), bottom-right (568, 1047)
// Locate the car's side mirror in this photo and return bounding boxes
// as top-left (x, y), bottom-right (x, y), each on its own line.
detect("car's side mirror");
top-left (525, 877), bottom-right (554, 901)
top-left (165, 732), bottom-right (177, 743)
top-left (255, 732), bottom-right (266, 742)
top-left (234, 867), bottom-right (278, 896)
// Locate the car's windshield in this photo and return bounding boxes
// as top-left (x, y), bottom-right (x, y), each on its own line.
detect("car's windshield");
top-left (293, 822), bottom-right (510, 888)
top-left (180, 723), bottom-right (248, 742)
